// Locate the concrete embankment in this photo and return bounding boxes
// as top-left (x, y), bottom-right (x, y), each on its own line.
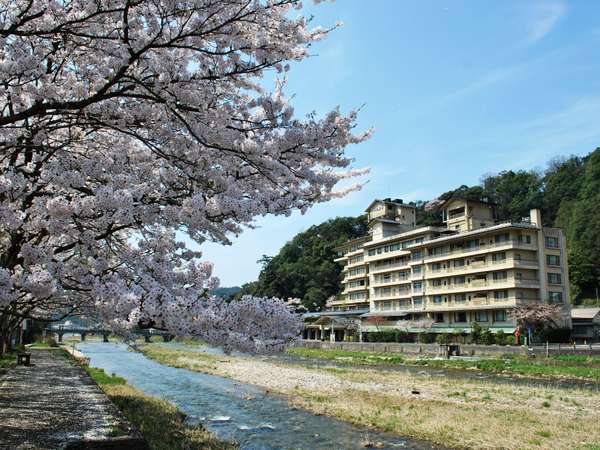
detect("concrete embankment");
top-left (0, 348), bottom-right (147, 449)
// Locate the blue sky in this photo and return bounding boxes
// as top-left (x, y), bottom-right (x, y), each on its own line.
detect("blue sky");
top-left (197, 0), bottom-right (600, 287)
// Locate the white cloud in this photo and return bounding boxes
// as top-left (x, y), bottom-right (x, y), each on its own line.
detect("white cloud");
top-left (522, 1), bottom-right (567, 45)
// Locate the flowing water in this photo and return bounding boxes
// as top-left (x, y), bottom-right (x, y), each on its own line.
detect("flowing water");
top-left (77, 343), bottom-right (441, 450)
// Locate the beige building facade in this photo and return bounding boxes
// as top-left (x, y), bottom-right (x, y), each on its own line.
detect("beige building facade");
top-left (321, 197), bottom-right (571, 339)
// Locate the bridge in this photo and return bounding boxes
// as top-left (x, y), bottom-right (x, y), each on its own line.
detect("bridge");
top-left (45, 325), bottom-right (175, 343)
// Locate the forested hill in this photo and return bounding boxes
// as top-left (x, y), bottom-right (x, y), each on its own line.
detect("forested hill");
top-left (237, 216), bottom-right (368, 308)
top-left (239, 148), bottom-right (600, 309)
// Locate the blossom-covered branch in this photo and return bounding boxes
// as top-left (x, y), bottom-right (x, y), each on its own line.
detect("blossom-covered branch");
top-left (0, 0), bottom-right (370, 354)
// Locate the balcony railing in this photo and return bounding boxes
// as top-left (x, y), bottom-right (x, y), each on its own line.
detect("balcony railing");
top-left (426, 258), bottom-right (539, 278)
top-left (369, 262), bottom-right (410, 274)
top-left (426, 277), bottom-right (539, 293)
top-left (371, 277), bottom-right (411, 286)
top-left (424, 240), bottom-right (537, 261)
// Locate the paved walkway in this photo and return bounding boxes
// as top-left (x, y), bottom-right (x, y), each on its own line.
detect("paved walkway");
top-left (0, 349), bottom-right (143, 449)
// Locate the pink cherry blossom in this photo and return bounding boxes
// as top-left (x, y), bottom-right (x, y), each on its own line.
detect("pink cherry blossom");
top-left (0, 0), bottom-right (369, 354)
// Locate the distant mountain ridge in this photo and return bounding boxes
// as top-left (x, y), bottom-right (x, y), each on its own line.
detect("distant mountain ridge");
top-left (211, 286), bottom-right (242, 299)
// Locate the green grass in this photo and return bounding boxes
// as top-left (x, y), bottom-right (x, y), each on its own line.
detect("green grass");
top-left (287, 348), bottom-right (405, 365)
top-left (289, 347), bottom-right (600, 380)
top-left (83, 366), bottom-right (127, 385)
top-left (0, 352), bottom-right (17, 373)
top-left (414, 358), bottom-right (600, 380)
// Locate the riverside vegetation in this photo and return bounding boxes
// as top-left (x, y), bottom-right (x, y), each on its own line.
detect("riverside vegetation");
top-left (139, 343), bottom-right (600, 450)
top-left (288, 348), bottom-right (600, 380)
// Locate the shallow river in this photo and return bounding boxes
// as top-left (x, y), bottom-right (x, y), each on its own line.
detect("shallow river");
top-left (77, 343), bottom-right (440, 450)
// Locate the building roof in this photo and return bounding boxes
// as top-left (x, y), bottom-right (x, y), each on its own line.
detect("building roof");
top-left (365, 198), bottom-right (416, 212)
top-left (407, 221), bottom-right (537, 249)
top-left (571, 308), bottom-right (600, 320)
top-left (360, 311), bottom-right (409, 318)
top-left (362, 226), bottom-right (450, 248)
top-left (440, 196), bottom-right (497, 209)
top-left (302, 309), bottom-right (370, 319)
top-left (333, 235), bottom-right (371, 252)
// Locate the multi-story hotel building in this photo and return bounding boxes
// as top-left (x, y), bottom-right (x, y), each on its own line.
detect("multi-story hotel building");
top-left (303, 197), bottom-right (571, 341)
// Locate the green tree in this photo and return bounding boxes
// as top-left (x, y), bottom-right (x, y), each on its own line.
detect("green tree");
top-left (561, 149), bottom-right (600, 302)
top-left (238, 216), bottom-right (368, 310)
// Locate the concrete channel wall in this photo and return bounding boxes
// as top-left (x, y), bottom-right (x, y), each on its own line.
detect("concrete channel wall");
top-left (297, 340), bottom-right (600, 357)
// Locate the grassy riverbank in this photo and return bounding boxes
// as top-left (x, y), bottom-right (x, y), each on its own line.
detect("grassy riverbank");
top-left (288, 347), bottom-right (600, 380)
top-left (81, 358), bottom-right (236, 449)
top-left (0, 352), bottom-right (16, 377)
top-left (140, 343), bottom-right (600, 450)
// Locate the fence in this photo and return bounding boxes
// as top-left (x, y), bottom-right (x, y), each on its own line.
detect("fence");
top-left (297, 340), bottom-right (600, 357)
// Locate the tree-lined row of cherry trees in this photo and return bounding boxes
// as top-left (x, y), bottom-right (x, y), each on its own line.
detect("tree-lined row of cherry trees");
top-left (0, 0), bottom-right (369, 355)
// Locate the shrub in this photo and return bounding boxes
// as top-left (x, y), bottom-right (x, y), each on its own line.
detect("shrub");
top-left (436, 333), bottom-right (450, 344)
top-left (494, 330), bottom-right (506, 346)
top-left (471, 323), bottom-right (483, 343)
top-left (505, 335), bottom-right (516, 346)
top-left (481, 328), bottom-right (494, 345)
top-left (420, 333), bottom-right (436, 344)
top-left (395, 330), bottom-right (411, 343)
top-left (45, 336), bottom-right (59, 347)
top-left (452, 329), bottom-right (465, 343)
top-left (537, 327), bottom-right (571, 343)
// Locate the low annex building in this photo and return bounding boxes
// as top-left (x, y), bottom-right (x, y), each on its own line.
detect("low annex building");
top-left (302, 197), bottom-right (571, 342)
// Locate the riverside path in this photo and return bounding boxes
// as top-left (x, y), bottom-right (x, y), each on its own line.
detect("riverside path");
top-left (0, 348), bottom-right (145, 449)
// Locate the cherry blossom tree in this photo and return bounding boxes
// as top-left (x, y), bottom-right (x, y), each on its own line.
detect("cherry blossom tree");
top-left (0, 0), bottom-right (370, 355)
top-left (509, 303), bottom-right (562, 330)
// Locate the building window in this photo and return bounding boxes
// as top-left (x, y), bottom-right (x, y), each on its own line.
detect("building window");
top-left (545, 236), bottom-right (559, 248)
top-left (454, 259), bottom-right (465, 268)
top-left (432, 279), bottom-right (442, 287)
top-left (494, 290), bottom-right (508, 300)
top-left (475, 311), bottom-right (489, 322)
top-left (413, 297), bottom-right (423, 306)
top-left (518, 234), bottom-right (532, 244)
top-left (455, 293), bottom-right (466, 302)
top-left (448, 206), bottom-right (465, 219)
top-left (435, 313), bottom-right (445, 323)
top-left (494, 233), bottom-right (509, 243)
top-left (433, 295), bottom-right (443, 304)
top-left (413, 281), bottom-right (422, 291)
top-left (547, 273), bottom-right (562, 285)
top-left (454, 312), bottom-right (467, 323)
top-left (549, 291), bottom-right (563, 304)
top-left (412, 251), bottom-right (422, 261)
top-left (454, 275), bottom-right (466, 285)
top-left (493, 271), bottom-right (507, 280)
top-left (493, 310), bottom-right (507, 322)
top-left (546, 255), bottom-right (560, 266)
top-left (413, 265), bottom-right (422, 274)
top-left (492, 252), bottom-right (506, 262)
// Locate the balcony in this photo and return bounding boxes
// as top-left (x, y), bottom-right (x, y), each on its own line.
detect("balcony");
top-left (371, 277), bottom-right (411, 287)
top-left (369, 262), bottom-right (410, 274)
top-left (423, 296), bottom-right (524, 312)
top-left (342, 272), bottom-right (368, 283)
top-left (371, 290), bottom-right (412, 301)
top-left (343, 284), bottom-right (368, 293)
top-left (426, 277), bottom-right (539, 294)
top-left (425, 258), bottom-right (538, 279)
top-left (365, 248), bottom-right (411, 262)
top-left (424, 240), bottom-right (537, 263)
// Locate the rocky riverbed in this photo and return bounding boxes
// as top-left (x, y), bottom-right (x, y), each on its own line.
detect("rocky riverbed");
top-left (141, 343), bottom-right (600, 450)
